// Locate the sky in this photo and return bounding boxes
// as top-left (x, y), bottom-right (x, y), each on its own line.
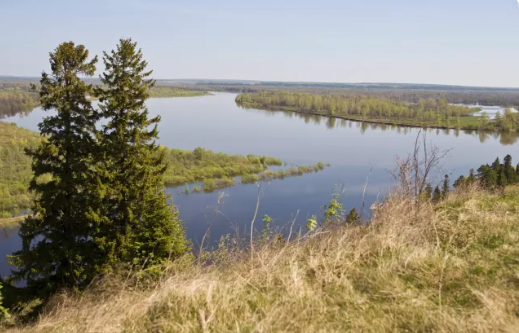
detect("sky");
top-left (0, 0), bottom-right (518, 87)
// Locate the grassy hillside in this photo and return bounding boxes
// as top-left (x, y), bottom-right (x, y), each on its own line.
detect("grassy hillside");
top-left (4, 186), bottom-right (519, 332)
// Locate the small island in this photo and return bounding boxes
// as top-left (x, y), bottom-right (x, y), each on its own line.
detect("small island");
top-left (236, 91), bottom-right (519, 133)
top-left (148, 86), bottom-right (211, 98)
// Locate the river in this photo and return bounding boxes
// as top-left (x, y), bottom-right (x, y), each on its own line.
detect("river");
top-left (1, 92), bottom-right (517, 277)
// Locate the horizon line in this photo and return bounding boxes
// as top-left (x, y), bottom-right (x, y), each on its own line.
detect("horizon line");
top-left (1, 75), bottom-right (518, 90)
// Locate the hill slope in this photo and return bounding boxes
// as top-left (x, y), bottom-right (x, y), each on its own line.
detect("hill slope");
top-left (5, 187), bottom-right (519, 332)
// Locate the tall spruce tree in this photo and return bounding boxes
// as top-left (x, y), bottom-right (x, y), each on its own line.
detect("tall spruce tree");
top-left (9, 43), bottom-right (102, 299)
top-left (503, 155), bottom-right (516, 184)
top-left (96, 39), bottom-right (188, 268)
top-left (432, 186), bottom-right (442, 202)
top-left (491, 157), bottom-right (501, 173)
top-left (442, 175), bottom-right (450, 198)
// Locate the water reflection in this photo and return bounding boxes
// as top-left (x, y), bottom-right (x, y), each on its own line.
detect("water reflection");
top-left (240, 106), bottom-right (519, 145)
top-left (0, 108), bottom-right (32, 120)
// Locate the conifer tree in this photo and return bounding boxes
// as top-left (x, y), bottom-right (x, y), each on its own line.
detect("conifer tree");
top-left (442, 175), bottom-right (450, 197)
top-left (477, 165), bottom-right (498, 188)
top-left (95, 39), bottom-right (188, 268)
top-left (453, 176), bottom-right (465, 189)
top-left (498, 169), bottom-right (508, 188)
top-left (491, 157), bottom-right (501, 172)
top-left (345, 208), bottom-right (360, 224)
top-left (9, 42), bottom-right (102, 299)
top-left (503, 155), bottom-right (516, 184)
top-left (424, 183), bottom-right (433, 198)
top-left (467, 169), bottom-right (476, 184)
top-left (432, 186), bottom-right (442, 202)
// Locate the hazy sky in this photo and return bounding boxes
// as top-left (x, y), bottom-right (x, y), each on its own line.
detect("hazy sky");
top-left (1, 0), bottom-right (518, 86)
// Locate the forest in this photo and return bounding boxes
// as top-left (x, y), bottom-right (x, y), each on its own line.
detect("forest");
top-left (236, 91), bottom-right (519, 132)
top-left (171, 81), bottom-right (519, 106)
top-left (0, 123), bottom-right (40, 219)
top-left (148, 87), bottom-right (211, 98)
top-left (0, 89), bottom-right (39, 119)
top-left (0, 82), bottom-right (210, 119)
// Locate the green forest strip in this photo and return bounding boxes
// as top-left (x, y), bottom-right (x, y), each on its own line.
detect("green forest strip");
top-left (0, 89), bottom-right (39, 118)
top-left (0, 86), bottom-right (211, 119)
top-left (149, 87), bottom-right (211, 98)
top-left (0, 122), bottom-right (326, 219)
top-left (236, 91), bottom-right (519, 132)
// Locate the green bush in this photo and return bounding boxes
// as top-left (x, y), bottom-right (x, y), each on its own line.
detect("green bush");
top-left (0, 282), bottom-right (9, 321)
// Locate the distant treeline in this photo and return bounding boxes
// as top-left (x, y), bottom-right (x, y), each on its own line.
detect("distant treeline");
top-left (194, 80), bottom-right (519, 92)
top-left (235, 91), bottom-right (519, 132)
top-left (0, 88), bottom-right (39, 119)
top-left (148, 87), bottom-right (211, 98)
top-left (162, 84), bottom-right (519, 107)
top-left (0, 82), bottom-right (211, 119)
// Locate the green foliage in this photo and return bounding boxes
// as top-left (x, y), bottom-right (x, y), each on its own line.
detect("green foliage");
top-left (148, 87), bottom-right (211, 98)
top-left (0, 88), bottom-right (39, 119)
top-left (0, 282), bottom-right (9, 321)
top-left (323, 185), bottom-right (345, 223)
top-left (345, 208), bottom-right (360, 224)
top-left (9, 42), bottom-right (102, 301)
top-left (162, 147), bottom-right (281, 186)
top-left (202, 178), bottom-right (235, 192)
top-left (95, 38), bottom-right (189, 270)
top-left (0, 123), bottom-right (327, 216)
top-left (454, 155), bottom-right (518, 191)
top-left (261, 215), bottom-right (273, 242)
top-left (432, 186), bottom-right (442, 202)
top-left (306, 215), bottom-right (317, 232)
top-left (453, 176), bottom-right (465, 189)
top-left (236, 91), bottom-right (519, 133)
top-left (442, 175), bottom-right (450, 198)
top-left (0, 123), bottom-right (40, 217)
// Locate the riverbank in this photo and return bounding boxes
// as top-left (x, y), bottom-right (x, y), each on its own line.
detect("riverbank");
top-left (148, 87), bottom-right (211, 98)
top-left (4, 186), bottom-right (518, 332)
top-left (0, 122), bottom-right (328, 217)
top-left (238, 101), bottom-right (482, 130)
top-left (236, 92), bottom-right (519, 133)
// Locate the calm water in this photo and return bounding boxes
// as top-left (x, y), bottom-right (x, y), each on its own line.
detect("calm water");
top-left (1, 92), bottom-right (517, 276)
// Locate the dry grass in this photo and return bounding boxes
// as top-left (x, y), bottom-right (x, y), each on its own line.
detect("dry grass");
top-left (4, 187), bottom-right (519, 332)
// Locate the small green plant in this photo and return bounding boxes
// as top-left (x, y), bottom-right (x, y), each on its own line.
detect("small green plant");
top-left (345, 208), bottom-right (360, 224)
top-left (323, 185), bottom-right (345, 223)
top-left (306, 215), bottom-right (317, 232)
top-left (261, 215), bottom-right (273, 242)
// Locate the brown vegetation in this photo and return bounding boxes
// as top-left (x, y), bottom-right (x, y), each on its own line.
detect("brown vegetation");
top-left (3, 184), bottom-right (519, 332)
